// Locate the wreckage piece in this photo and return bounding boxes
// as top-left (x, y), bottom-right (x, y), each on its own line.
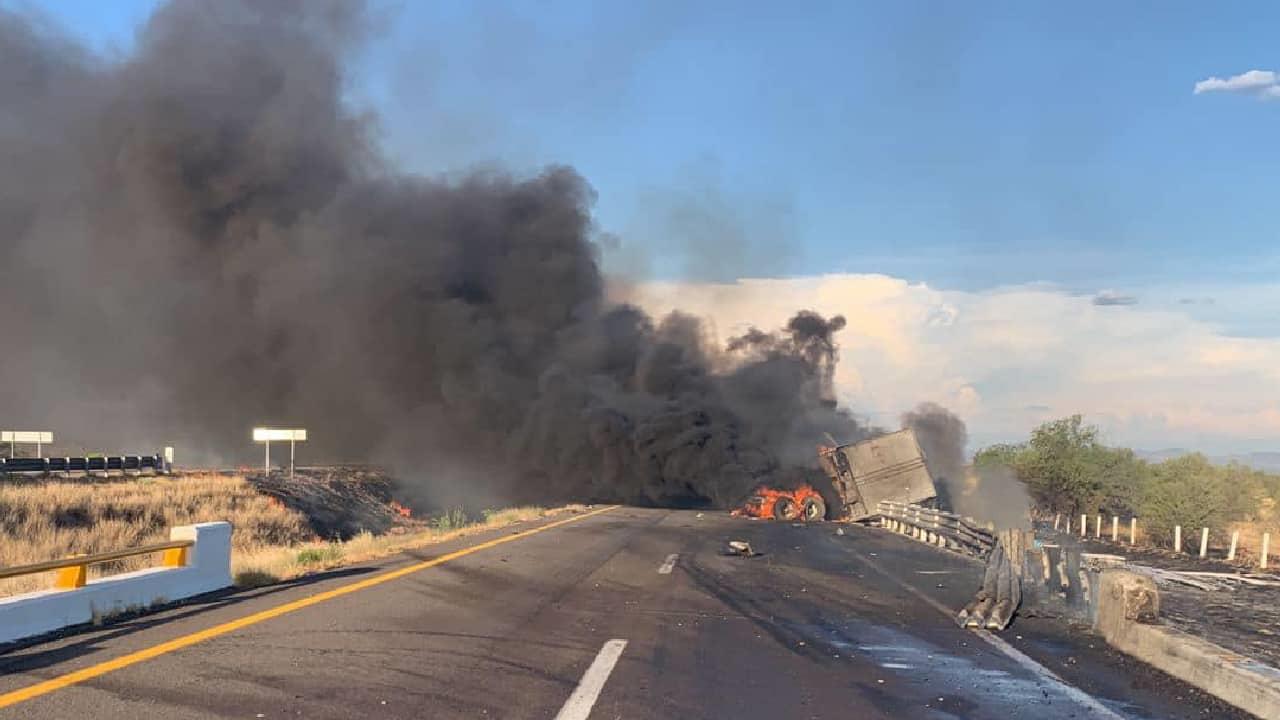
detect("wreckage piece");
top-left (818, 428), bottom-right (936, 521)
top-left (986, 530), bottom-right (1025, 629)
top-left (957, 529), bottom-right (1032, 631)
top-left (727, 540), bottom-right (758, 557)
top-left (734, 484), bottom-right (826, 522)
top-left (958, 541), bottom-right (1002, 628)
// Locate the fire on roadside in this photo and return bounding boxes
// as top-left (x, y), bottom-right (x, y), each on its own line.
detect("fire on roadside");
top-left (732, 483), bottom-right (827, 522)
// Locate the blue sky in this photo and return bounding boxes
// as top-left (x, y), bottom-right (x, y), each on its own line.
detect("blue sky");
top-left (365, 2), bottom-right (1280, 301)
top-left (30, 1), bottom-right (1279, 292)
top-left (16, 1), bottom-right (1280, 452)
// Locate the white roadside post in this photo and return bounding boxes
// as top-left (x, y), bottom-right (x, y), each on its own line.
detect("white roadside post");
top-left (1130, 518), bottom-right (1138, 545)
top-left (1199, 527), bottom-right (1209, 559)
top-left (1095, 514), bottom-right (1102, 538)
top-left (1111, 516), bottom-right (1119, 542)
top-left (1228, 531), bottom-right (1239, 561)
top-left (2, 431), bottom-right (53, 458)
top-left (1262, 533), bottom-right (1271, 570)
top-left (252, 428), bottom-right (307, 478)
top-left (1080, 514), bottom-right (1087, 537)
top-left (1174, 525), bottom-right (1182, 554)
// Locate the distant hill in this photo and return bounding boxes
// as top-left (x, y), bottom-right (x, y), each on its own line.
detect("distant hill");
top-left (1136, 449), bottom-right (1280, 473)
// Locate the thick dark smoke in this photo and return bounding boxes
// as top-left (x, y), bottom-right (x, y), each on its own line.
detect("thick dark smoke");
top-left (902, 402), bottom-right (968, 504)
top-left (902, 402), bottom-right (1029, 529)
top-left (0, 0), bottom-right (872, 509)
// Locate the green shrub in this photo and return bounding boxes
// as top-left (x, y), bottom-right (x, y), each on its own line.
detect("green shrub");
top-left (295, 543), bottom-right (343, 565)
top-left (433, 507), bottom-right (469, 531)
top-left (976, 415), bottom-right (1146, 516)
top-left (976, 415), bottom-right (1278, 539)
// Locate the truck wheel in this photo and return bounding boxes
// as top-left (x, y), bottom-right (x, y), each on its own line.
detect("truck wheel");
top-left (801, 496), bottom-right (827, 522)
top-left (773, 497), bottom-right (798, 521)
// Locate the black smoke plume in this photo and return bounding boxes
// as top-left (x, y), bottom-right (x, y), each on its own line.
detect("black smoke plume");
top-left (0, 0), bottom-right (875, 509)
top-left (902, 402), bottom-right (969, 505)
top-left (902, 402), bottom-right (1029, 529)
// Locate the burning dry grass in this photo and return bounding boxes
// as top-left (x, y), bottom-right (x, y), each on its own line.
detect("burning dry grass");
top-left (0, 475), bottom-right (587, 597)
top-left (231, 505), bottom-right (586, 587)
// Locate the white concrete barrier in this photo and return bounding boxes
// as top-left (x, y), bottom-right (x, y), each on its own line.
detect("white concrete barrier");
top-left (0, 522), bottom-right (232, 645)
top-left (1094, 569), bottom-right (1280, 720)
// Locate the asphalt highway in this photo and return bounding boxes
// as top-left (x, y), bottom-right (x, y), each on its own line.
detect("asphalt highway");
top-left (0, 508), bottom-right (1253, 719)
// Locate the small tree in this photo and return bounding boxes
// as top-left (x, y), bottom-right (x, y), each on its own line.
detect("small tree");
top-left (974, 415), bottom-right (1147, 517)
top-left (1139, 454), bottom-right (1226, 546)
top-left (1094, 446), bottom-right (1147, 518)
top-left (1019, 415), bottom-right (1107, 515)
top-left (973, 443), bottom-right (1023, 471)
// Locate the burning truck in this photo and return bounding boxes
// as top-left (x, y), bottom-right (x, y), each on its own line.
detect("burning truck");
top-left (736, 428), bottom-right (938, 522)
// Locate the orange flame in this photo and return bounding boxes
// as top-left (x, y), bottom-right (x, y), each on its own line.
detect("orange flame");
top-left (733, 483), bottom-right (825, 521)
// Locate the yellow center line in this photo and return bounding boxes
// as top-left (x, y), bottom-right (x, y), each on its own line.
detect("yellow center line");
top-left (0, 504), bottom-right (620, 710)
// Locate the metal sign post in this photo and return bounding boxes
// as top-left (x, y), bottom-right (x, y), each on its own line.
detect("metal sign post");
top-left (252, 428), bottom-right (307, 478)
top-left (1, 431), bottom-right (53, 458)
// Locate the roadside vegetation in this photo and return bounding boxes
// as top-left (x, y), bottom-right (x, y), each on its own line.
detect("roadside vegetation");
top-left (0, 474), bottom-right (312, 596)
top-left (976, 415), bottom-right (1280, 551)
top-left (0, 474), bottom-right (582, 597)
top-left (231, 505), bottom-right (580, 587)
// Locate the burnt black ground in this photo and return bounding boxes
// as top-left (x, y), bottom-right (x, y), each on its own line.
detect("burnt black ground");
top-left (1042, 525), bottom-right (1280, 669)
top-left (0, 508), bottom-right (1255, 719)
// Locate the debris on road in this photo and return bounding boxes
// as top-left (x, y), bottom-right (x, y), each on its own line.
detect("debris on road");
top-left (958, 529), bottom-right (1031, 631)
top-left (727, 540), bottom-right (758, 557)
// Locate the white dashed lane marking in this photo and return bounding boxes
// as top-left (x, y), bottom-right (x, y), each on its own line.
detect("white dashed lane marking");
top-left (553, 639), bottom-right (628, 720)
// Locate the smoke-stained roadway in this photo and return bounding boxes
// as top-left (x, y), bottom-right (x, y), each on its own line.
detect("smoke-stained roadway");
top-left (0, 509), bottom-right (1248, 719)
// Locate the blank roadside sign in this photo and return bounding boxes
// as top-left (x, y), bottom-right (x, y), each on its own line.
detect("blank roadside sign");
top-left (1, 431), bottom-right (53, 444)
top-left (252, 428), bottom-right (307, 442)
top-left (252, 428), bottom-right (308, 477)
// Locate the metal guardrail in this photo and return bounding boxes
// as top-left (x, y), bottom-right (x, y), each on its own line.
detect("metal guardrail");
top-left (0, 539), bottom-right (193, 589)
top-left (0, 453), bottom-right (166, 476)
top-left (876, 500), bottom-right (997, 557)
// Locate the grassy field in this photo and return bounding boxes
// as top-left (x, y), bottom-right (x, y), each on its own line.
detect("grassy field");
top-left (0, 474), bottom-right (312, 596)
top-left (0, 474), bottom-right (582, 596)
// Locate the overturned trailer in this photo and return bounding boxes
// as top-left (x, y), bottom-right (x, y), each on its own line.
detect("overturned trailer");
top-left (818, 428), bottom-right (937, 521)
top-left (734, 428), bottom-right (938, 522)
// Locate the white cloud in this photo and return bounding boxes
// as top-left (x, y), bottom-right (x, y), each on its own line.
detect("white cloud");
top-left (628, 273), bottom-right (1280, 453)
top-left (1194, 69), bottom-right (1279, 99)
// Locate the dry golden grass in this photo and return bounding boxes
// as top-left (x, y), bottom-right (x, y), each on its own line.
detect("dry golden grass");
top-left (0, 474), bottom-right (312, 596)
top-left (1226, 519), bottom-right (1278, 565)
top-left (0, 474), bottom-right (588, 597)
top-left (231, 504), bottom-right (586, 586)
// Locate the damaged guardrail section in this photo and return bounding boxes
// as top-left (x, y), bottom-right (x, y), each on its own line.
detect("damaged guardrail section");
top-left (876, 500), bottom-right (995, 557)
top-left (0, 522), bottom-right (232, 644)
top-left (875, 504), bottom-right (1280, 717)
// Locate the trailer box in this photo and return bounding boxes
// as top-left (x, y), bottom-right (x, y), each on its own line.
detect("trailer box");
top-left (818, 428), bottom-right (937, 520)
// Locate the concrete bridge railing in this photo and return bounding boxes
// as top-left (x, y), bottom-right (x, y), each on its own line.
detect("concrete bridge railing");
top-left (0, 522), bottom-right (232, 645)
